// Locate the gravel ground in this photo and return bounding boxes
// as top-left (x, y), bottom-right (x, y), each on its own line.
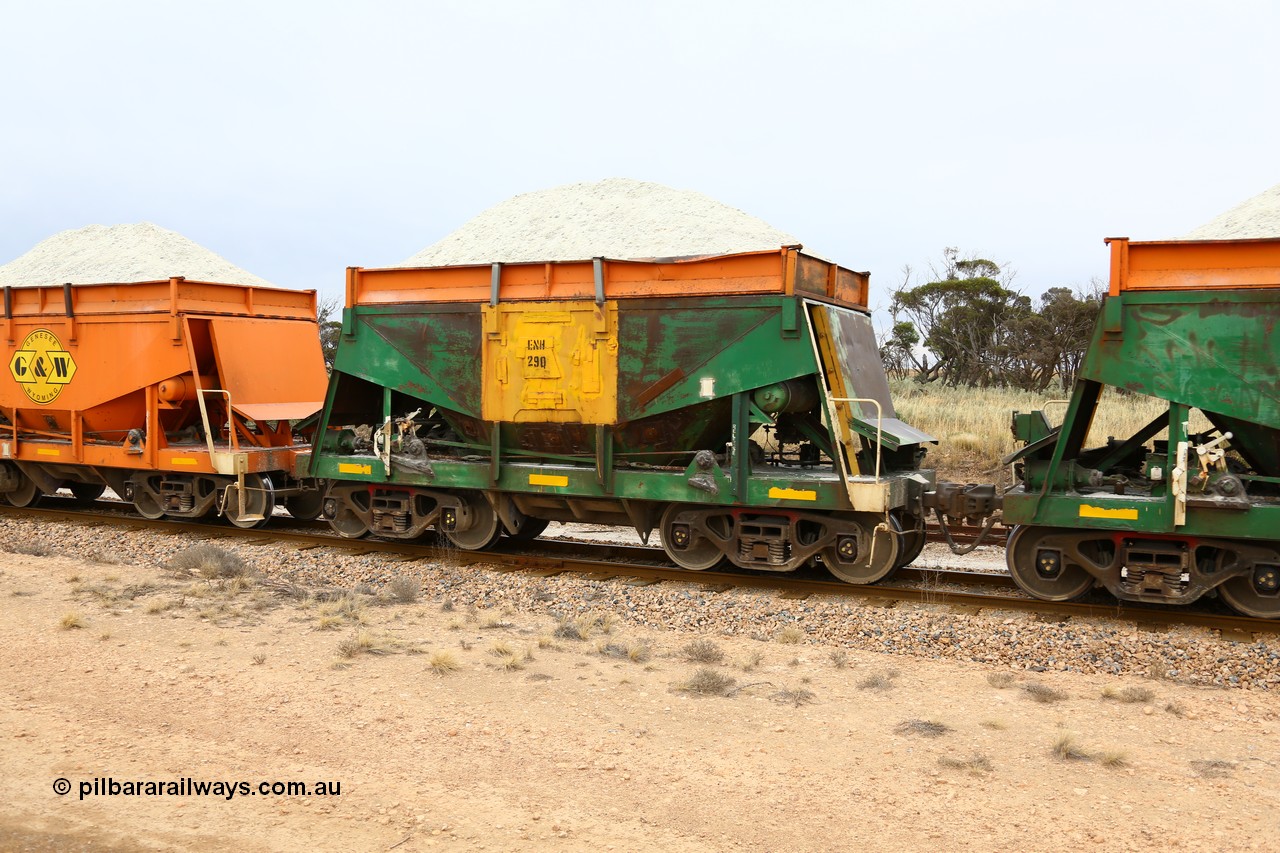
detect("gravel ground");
top-left (6, 516), bottom-right (1279, 691)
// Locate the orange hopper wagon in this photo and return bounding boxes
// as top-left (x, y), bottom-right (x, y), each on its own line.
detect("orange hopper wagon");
top-left (0, 278), bottom-right (329, 526)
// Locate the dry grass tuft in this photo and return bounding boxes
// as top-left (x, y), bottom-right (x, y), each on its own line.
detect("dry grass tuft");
top-left (428, 651), bottom-right (461, 676)
top-left (939, 753), bottom-right (993, 773)
top-left (166, 545), bottom-right (249, 580)
top-left (336, 630), bottom-right (391, 659)
top-left (980, 719), bottom-right (1008, 730)
top-left (492, 653), bottom-right (525, 672)
top-left (1102, 685), bottom-right (1154, 704)
top-left (553, 616), bottom-right (594, 641)
top-left (385, 574), bottom-right (420, 604)
top-left (895, 718), bottom-right (952, 738)
top-left (145, 598), bottom-right (179, 615)
top-left (251, 653), bottom-right (266, 666)
top-left (1099, 750), bottom-right (1129, 768)
top-left (771, 688), bottom-right (816, 707)
top-left (986, 672), bottom-right (1017, 689)
top-left (598, 641), bottom-right (651, 663)
top-left (1022, 682), bottom-right (1067, 703)
top-left (1052, 733), bottom-right (1091, 761)
top-left (314, 594), bottom-right (365, 627)
top-left (681, 638), bottom-right (725, 664)
top-left (7, 540), bottom-right (54, 557)
top-left (1190, 759), bottom-right (1235, 778)
top-left (775, 626), bottom-right (805, 645)
top-left (476, 608), bottom-right (515, 629)
top-left (488, 640), bottom-right (514, 658)
top-left (678, 667), bottom-right (738, 697)
top-left (58, 612), bottom-right (85, 630)
top-left (739, 651), bottom-right (765, 672)
top-left (858, 669), bottom-right (899, 691)
top-left (829, 649), bottom-right (849, 668)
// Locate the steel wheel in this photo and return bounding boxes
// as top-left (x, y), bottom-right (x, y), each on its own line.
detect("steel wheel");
top-left (328, 507), bottom-right (369, 539)
top-left (895, 514), bottom-right (926, 569)
top-left (6, 473), bottom-right (39, 507)
top-left (822, 515), bottom-right (901, 584)
top-left (225, 474), bottom-right (275, 529)
top-left (1006, 525), bottom-right (1096, 601)
top-left (68, 482), bottom-right (106, 503)
top-left (441, 492), bottom-right (502, 551)
top-left (127, 477), bottom-right (166, 519)
top-left (659, 503), bottom-right (725, 571)
top-left (285, 488), bottom-right (325, 521)
top-left (504, 517), bottom-right (550, 541)
top-left (1217, 567), bottom-right (1280, 619)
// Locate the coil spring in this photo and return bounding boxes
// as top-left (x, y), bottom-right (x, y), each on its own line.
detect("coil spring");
top-left (738, 541), bottom-right (789, 565)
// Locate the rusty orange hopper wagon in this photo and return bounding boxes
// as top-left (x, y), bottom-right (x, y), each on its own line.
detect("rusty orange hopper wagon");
top-left (0, 278), bottom-right (329, 526)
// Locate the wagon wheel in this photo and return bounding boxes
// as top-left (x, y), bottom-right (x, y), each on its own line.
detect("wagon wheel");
top-left (225, 474), bottom-right (275, 529)
top-left (328, 507), bottom-right (369, 539)
top-left (895, 513), bottom-right (927, 569)
top-left (822, 515), bottom-right (902, 585)
top-left (1217, 566), bottom-right (1280, 619)
top-left (504, 517), bottom-right (550, 542)
top-left (441, 492), bottom-right (502, 551)
top-left (68, 482), bottom-right (106, 504)
top-left (130, 479), bottom-right (165, 519)
top-left (5, 472), bottom-right (40, 508)
top-left (1005, 525), bottom-right (1096, 602)
top-left (659, 503), bottom-right (726, 571)
top-left (285, 487), bottom-right (325, 521)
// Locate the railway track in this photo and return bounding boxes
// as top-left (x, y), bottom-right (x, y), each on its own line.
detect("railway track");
top-left (1, 502), bottom-right (1274, 639)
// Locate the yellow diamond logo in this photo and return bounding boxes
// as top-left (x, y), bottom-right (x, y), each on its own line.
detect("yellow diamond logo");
top-left (9, 329), bottom-right (76, 405)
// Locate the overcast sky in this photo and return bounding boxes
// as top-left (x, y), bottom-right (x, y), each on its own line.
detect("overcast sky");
top-left (2, 0), bottom-right (1276, 308)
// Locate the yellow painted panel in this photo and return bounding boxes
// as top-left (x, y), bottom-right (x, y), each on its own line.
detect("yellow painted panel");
top-left (529, 473), bottom-right (569, 487)
top-left (338, 462), bottom-right (373, 475)
top-left (482, 301), bottom-right (618, 424)
top-left (1079, 504), bottom-right (1139, 521)
top-left (768, 486), bottom-right (817, 501)
top-left (171, 457), bottom-right (198, 466)
top-left (36, 448), bottom-right (60, 456)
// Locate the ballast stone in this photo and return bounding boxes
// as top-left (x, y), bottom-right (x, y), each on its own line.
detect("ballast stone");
top-left (0, 222), bottom-right (275, 287)
top-left (402, 177), bottom-right (808, 266)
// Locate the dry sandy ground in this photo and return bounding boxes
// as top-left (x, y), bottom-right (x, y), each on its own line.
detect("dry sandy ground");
top-left (2, 551), bottom-right (1279, 853)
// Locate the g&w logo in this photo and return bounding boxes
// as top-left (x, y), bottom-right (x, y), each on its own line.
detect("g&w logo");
top-left (9, 329), bottom-right (77, 404)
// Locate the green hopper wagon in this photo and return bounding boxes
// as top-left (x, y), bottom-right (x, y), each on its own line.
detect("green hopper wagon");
top-left (1003, 237), bottom-right (1280, 617)
top-left (311, 247), bottom-right (937, 583)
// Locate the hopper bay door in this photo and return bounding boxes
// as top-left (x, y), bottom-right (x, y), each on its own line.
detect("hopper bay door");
top-left (805, 301), bottom-right (932, 501)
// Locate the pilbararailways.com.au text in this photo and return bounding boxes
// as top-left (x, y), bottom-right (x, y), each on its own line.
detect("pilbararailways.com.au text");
top-left (54, 777), bottom-right (342, 801)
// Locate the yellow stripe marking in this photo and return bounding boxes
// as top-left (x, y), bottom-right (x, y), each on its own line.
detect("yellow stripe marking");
top-left (769, 487), bottom-right (817, 501)
top-left (36, 448), bottom-right (60, 457)
top-left (338, 462), bottom-right (373, 475)
top-left (1079, 504), bottom-right (1139, 521)
top-left (171, 457), bottom-right (197, 466)
top-left (529, 474), bottom-right (569, 487)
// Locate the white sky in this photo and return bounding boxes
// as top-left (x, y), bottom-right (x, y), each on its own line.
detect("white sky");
top-left (2, 0), bottom-right (1276, 309)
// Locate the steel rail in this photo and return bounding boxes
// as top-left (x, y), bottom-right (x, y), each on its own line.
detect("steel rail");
top-left (0, 503), bottom-right (1274, 638)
